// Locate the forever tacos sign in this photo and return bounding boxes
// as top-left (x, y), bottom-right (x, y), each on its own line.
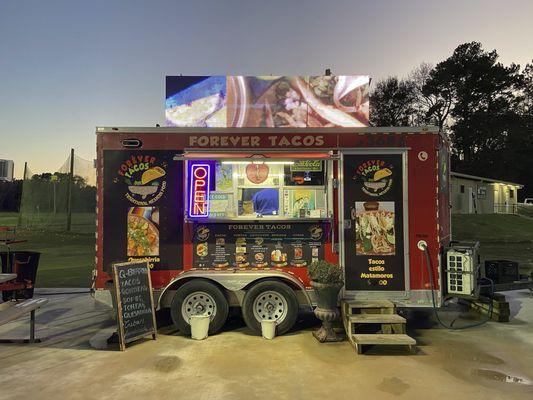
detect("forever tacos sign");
top-left (354, 159), bottom-right (393, 197)
top-left (117, 155), bottom-right (167, 205)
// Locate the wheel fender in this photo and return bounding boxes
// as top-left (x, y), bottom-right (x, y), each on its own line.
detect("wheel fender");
top-left (157, 270), bottom-right (312, 310)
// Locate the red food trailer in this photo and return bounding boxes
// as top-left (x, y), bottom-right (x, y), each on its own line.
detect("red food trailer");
top-left (94, 126), bottom-right (451, 336)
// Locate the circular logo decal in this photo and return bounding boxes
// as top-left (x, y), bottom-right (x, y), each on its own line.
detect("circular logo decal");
top-left (309, 225), bottom-right (323, 240)
top-left (117, 155), bottom-right (167, 206)
top-left (246, 163), bottom-right (269, 184)
top-left (418, 151), bottom-right (428, 161)
top-left (195, 226), bottom-right (210, 242)
top-left (354, 159), bottom-right (394, 197)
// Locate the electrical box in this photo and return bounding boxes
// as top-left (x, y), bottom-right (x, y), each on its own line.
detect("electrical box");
top-left (446, 242), bottom-right (480, 296)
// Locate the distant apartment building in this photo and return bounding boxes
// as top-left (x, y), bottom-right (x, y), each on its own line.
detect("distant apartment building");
top-left (451, 172), bottom-right (523, 214)
top-left (0, 159), bottom-right (14, 182)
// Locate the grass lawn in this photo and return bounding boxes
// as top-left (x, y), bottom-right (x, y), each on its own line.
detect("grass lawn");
top-left (1, 212), bottom-right (94, 287)
top-left (452, 214), bottom-right (533, 275)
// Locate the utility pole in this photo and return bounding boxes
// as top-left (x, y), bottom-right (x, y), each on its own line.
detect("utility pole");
top-left (17, 161), bottom-right (27, 227)
top-left (66, 149), bottom-right (74, 231)
top-left (51, 174), bottom-right (58, 215)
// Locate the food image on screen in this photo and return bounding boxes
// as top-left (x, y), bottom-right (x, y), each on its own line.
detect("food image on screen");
top-left (214, 262), bottom-right (229, 268)
top-left (253, 252), bottom-right (268, 267)
top-left (196, 243), bottom-right (208, 257)
top-left (167, 76), bottom-right (369, 128)
top-left (226, 76), bottom-right (369, 128)
top-left (235, 253), bottom-right (249, 268)
top-left (271, 249), bottom-right (287, 265)
top-left (165, 76), bottom-right (226, 127)
top-left (127, 213), bottom-right (159, 256)
top-left (355, 202), bottom-right (395, 256)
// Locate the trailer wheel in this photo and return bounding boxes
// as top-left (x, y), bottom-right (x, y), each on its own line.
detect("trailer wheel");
top-left (242, 281), bottom-right (299, 336)
top-left (170, 280), bottom-right (229, 335)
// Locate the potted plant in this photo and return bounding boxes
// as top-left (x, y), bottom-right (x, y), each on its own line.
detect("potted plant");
top-left (308, 260), bottom-right (344, 342)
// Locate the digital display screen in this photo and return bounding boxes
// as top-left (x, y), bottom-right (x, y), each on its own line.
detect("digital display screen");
top-left (166, 76), bottom-right (370, 128)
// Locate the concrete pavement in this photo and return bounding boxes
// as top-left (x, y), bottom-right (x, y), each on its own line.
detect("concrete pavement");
top-left (0, 289), bottom-right (532, 400)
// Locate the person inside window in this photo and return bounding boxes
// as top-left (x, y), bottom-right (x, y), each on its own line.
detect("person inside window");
top-left (252, 188), bottom-right (279, 215)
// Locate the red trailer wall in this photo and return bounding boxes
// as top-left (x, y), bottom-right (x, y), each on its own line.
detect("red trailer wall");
top-left (95, 128), bottom-right (448, 296)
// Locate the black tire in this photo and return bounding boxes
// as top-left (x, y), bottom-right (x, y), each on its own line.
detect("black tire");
top-left (242, 280), bottom-right (299, 336)
top-left (170, 280), bottom-right (229, 335)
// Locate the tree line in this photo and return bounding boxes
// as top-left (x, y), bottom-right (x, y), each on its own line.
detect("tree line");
top-left (0, 173), bottom-right (96, 212)
top-left (370, 42), bottom-right (532, 198)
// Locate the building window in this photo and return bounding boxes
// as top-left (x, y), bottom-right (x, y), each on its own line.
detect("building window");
top-left (510, 189), bottom-right (514, 199)
top-left (460, 185), bottom-right (465, 194)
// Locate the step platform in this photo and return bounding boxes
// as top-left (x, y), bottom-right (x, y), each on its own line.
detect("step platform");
top-left (341, 299), bottom-right (416, 355)
top-left (348, 314), bottom-right (406, 324)
top-left (352, 334), bottom-right (416, 354)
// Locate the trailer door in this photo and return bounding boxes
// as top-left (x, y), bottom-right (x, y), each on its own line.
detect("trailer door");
top-left (340, 150), bottom-right (409, 299)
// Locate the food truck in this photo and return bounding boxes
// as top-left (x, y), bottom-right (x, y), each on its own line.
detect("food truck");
top-left (94, 126), bottom-right (451, 336)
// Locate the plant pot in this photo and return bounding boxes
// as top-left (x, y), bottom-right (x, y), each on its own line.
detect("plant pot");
top-left (310, 281), bottom-right (344, 343)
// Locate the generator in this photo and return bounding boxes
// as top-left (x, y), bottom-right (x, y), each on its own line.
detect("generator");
top-left (484, 260), bottom-right (520, 284)
top-left (445, 241), bottom-right (480, 297)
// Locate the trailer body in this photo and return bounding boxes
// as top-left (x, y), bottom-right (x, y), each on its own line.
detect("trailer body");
top-left (94, 127), bottom-right (450, 330)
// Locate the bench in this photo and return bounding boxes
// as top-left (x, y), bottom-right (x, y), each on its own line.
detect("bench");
top-left (0, 298), bottom-right (48, 343)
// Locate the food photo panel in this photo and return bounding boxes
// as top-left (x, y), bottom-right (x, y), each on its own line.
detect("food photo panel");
top-left (355, 201), bottom-right (395, 256)
top-left (127, 207), bottom-right (160, 257)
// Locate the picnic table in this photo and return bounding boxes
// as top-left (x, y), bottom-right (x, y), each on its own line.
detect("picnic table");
top-left (0, 298), bottom-right (49, 343)
top-left (0, 273), bottom-right (16, 284)
top-left (1, 226), bottom-right (38, 300)
top-left (0, 226), bottom-right (47, 343)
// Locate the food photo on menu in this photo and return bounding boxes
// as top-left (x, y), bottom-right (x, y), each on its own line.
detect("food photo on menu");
top-left (127, 207), bottom-right (160, 256)
top-left (355, 201), bottom-right (395, 256)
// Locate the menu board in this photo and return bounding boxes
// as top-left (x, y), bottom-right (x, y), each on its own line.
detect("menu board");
top-left (192, 222), bottom-right (328, 269)
top-left (112, 261), bottom-right (157, 351)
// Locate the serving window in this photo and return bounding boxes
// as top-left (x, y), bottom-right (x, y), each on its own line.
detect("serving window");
top-left (186, 158), bottom-right (330, 221)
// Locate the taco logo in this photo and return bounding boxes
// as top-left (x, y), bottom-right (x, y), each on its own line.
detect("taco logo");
top-left (309, 225), bottom-right (323, 240)
top-left (354, 159), bottom-right (393, 197)
top-left (117, 155), bottom-right (167, 205)
top-left (195, 226), bottom-right (210, 242)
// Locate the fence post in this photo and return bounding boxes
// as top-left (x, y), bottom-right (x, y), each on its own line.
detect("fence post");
top-left (17, 162), bottom-right (27, 228)
top-left (66, 149), bottom-right (74, 231)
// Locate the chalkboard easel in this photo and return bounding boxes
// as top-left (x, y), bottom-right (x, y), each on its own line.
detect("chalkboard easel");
top-left (112, 261), bottom-right (157, 351)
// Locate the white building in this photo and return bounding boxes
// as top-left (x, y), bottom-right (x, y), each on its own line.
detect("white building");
top-left (0, 159), bottom-right (14, 182)
top-left (451, 172), bottom-right (523, 214)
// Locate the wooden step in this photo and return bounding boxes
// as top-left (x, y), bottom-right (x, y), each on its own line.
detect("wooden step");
top-left (349, 314), bottom-right (406, 324)
top-left (352, 334), bottom-right (416, 354)
top-left (352, 334), bottom-right (416, 346)
top-left (344, 300), bottom-right (395, 309)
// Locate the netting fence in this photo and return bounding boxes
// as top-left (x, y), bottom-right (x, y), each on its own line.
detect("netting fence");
top-left (18, 150), bottom-right (96, 233)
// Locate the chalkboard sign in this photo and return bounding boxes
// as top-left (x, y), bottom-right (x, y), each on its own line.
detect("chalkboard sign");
top-left (112, 261), bottom-right (157, 351)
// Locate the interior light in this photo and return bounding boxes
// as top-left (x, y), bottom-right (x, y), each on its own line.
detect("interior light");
top-left (221, 161), bottom-right (295, 165)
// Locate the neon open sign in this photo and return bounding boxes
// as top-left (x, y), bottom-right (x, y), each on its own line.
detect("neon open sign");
top-left (188, 163), bottom-right (211, 218)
